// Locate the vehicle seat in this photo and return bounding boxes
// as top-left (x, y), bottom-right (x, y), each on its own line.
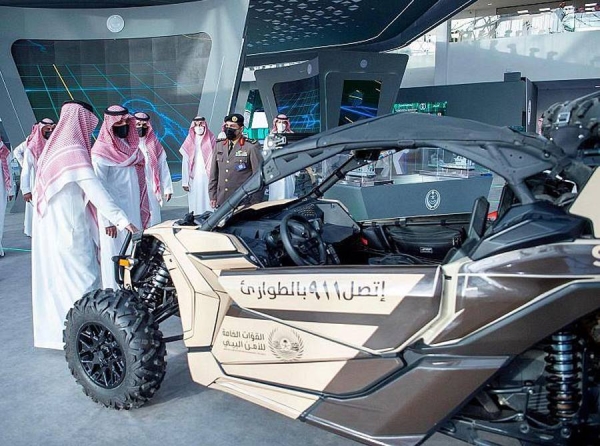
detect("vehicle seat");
top-left (443, 196), bottom-right (489, 263)
top-left (384, 222), bottom-right (465, 262)
top-left (469, 201), bottom-right (589, 261)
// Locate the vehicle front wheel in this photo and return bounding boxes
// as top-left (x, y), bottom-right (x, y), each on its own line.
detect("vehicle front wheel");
top-left (64, 288), bottom-right (166, 409)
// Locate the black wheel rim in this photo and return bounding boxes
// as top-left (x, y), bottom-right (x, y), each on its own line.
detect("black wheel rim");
top-left (77, 323), bottom-right (126, 389)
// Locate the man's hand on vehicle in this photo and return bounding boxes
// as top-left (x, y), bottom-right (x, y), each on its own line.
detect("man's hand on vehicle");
top-left (125, 224), bottom-right (139, 234)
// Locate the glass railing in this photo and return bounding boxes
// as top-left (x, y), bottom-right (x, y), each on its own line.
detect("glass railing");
top-left (388, 34), bottom-right (437, 56)
top-left (451, 6), bottom-right (600, 42)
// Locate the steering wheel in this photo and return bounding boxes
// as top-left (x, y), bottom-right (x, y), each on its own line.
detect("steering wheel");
top-left (280, 213), bottom-right (327, 266)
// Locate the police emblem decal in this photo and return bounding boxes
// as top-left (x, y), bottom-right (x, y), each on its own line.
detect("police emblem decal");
top-left (268, 328), bottom-right (304, 361)
top-left (425, 189), bottom-right (441, 211)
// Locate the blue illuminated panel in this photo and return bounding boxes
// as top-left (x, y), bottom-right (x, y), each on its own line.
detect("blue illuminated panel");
top-left (11, 35), bottom-right (212, 176)
top-left (272, 76), bottom-right (320, 133)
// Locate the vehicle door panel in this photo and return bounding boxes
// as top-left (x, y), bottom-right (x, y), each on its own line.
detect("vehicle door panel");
top-left (214, 265), bottom-right (440, 393)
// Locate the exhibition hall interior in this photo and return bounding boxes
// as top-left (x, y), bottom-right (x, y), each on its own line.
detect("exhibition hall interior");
top-left (1, 1), bottom-right (600, 446)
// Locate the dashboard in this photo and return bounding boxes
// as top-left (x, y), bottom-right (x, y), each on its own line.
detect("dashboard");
top-left (219, 200), bottom-right (359, 267)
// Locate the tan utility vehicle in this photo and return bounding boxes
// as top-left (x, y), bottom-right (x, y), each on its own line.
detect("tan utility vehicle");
top-left (64, 93), bottom-right (600, 446)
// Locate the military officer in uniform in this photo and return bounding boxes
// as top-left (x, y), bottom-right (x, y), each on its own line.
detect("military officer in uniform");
top-left (208, 113), bottom-right (263, 208)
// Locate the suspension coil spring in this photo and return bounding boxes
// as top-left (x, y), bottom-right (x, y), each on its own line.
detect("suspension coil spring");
top-left (146, 243), bottom-right (169, 302)
top-left (151, 266), bottom-right (170, 288)
top-left (544, 331), bottom-right (581, 421)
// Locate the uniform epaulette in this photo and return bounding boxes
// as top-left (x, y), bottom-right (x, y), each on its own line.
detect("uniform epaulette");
top-left (246, 138), bottom-right (258, 144)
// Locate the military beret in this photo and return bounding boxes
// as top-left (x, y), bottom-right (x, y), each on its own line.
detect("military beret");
top-left (224, 113), bottom-right (244, 126)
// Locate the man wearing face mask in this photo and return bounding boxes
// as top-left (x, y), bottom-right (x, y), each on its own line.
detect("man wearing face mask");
top-left (13, 118), bottom-right (55, 236)
top-left (179, 116), bottom-right (216, 214)
top-left (134, 112), bottom-right (173, 226)
top-left (91, 105), bottom-right (150, 289)
top-left (268, 114), bottom-right (295, 201)
top-left (208, 113), bottom-right (263, 208)
top-left (272, 113), bottom-right (293, 134)
top-left (32, 100), bottom-right (137, 349)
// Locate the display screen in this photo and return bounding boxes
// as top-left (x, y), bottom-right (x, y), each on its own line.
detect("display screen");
top-left (338, 80), bottom-right (381, 126)
top-left (11, 34), bottom-right (213, 176)
top-left (272, 76), bottom-right (320, 133)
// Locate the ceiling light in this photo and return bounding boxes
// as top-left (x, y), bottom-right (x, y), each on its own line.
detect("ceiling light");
top-left (585, 3), bottom-right (597, 6)
top-left (539, 7), bottom-right (551, 11)
top-left (106, 15), bottom-right (124, 33)
top-left (518, 9), bottom-right (529, 14)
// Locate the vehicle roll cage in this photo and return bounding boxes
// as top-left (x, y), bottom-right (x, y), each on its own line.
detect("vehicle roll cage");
top-left (200, 113), bottom-right (589, 231)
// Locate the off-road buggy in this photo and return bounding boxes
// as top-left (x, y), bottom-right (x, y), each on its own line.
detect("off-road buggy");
top-left (64, 92), bottom-right (600, 446)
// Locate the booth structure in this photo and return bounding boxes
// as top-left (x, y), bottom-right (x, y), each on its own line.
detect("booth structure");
top-left (254, 51), bottom-right (409, 132)
top-left (326, 175), bottom-right (493, 221)
top-left (0, 1), bottom-right (544, 221)
top-left (322, 148), bottom-right (494, 221)
top-left (397, 73), bottom-right (538, 132)
top-left (251, 53), bottom-right (500, 220)
top-left (0, 0), bottom-right (250, 177)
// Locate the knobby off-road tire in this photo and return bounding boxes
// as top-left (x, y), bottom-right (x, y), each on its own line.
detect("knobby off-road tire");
top-left (64, 288), bottom-right (166, 409)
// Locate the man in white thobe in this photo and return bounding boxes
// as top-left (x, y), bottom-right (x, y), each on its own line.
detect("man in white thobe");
top-left (14, 118), bottom-right (55, 236)
top-left (179, 116), bottom-right (215, 214)
top-left (268, 114), bottom-right (296, 201)
top-left (0, 137), bottom-right (15, 257)
top-left (32, 100), bottom-right (137, 349)
top-left (92, 105), bottom-right (150, 289)
top-left (134, 112), bottom-right (173, 226)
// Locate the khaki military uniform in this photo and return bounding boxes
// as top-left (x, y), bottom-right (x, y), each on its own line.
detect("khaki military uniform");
top-left (208, 137), bottom-right (263, 207)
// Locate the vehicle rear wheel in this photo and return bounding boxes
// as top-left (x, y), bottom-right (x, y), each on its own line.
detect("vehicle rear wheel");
top-left (64, 288), bottom-right (166, 409)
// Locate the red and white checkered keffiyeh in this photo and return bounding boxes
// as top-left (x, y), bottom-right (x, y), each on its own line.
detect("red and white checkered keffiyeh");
top-left (134, 112), bottom-right (164, 200)
top-left (179, 118), bottom-right (216, 178)
top-left (0, 138), bottom-right (12, 194)
top-left (35, 103), bottom-right (98, 218)
top-left (91, 105), bottom-right (150, 228)
top-left (271, 114), bottom-right (293, 133)
top-left (26, 118), bottom-right (55, 162)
